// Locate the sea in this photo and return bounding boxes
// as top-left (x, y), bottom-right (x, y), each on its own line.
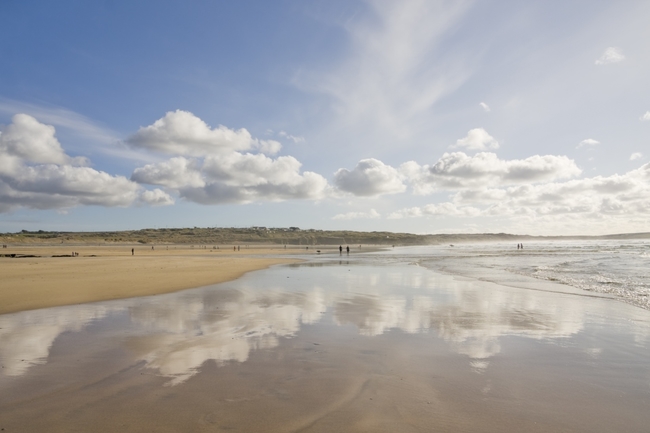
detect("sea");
top-left (368, 239), bottom-right (650, 311)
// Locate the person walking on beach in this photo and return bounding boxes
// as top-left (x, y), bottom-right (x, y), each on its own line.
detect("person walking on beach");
top-left (339, 245), bottom-right (343, 255)
top-left (131, 248), bottom-right (134, 256)
top-left (346, 245), bottom-right (350, 255)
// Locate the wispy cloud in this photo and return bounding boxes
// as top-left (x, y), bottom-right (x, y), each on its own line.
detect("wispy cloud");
top-left (0, 98), bottom-right (118, 144)
top-left (479, 102), bottom-right (491, 112)
top-left (0, 98), bottom-right (155, 163)
top-left (577, 138), bottom-right (599, 148)
top-left (595, 47), bottom-right (625, 65)
top-left (630, 152), bottom-right (642, 161)
top-left (332, 209), bottom-right (380, 220)
top-left (640, 111), bottom-right (650, 121)
top-left (296, 0), bottom-right (472, 142)
top-left (278, 130), bottom-right (305, 144)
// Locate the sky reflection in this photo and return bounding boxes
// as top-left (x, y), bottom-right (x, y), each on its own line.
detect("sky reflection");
top-left (1, 261), bottom-right (642, 385)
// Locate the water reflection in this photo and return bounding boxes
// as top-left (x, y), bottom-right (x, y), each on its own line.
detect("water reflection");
top-left (127, 288), bottom-right (327, 385)
top-left (0, 262), bottom-right (631, 385)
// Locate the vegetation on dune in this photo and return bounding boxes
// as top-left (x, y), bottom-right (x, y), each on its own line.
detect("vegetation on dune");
top-left (1, 227), bottom-right (649, 246)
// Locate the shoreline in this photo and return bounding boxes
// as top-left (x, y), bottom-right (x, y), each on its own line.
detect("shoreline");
top-left (0, 245), bottom-right (306, 315)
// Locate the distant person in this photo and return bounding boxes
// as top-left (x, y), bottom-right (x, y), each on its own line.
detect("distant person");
top-left (131, 248), bottom-right (134, 256)
top-left (346, 245), bottom-right (350, 255)
top-left (237, 245), bottom-right (240, 251)
top-left (152, 245), bottom-right (154, 250)
top-left (234, 246), bottom-right (236, 251)
top-left (517, 243), bottom-right (520, 250)
top-left (339, 245), bottom-right (343, 255)
top-left (521, 243), bottom-right (523, 249)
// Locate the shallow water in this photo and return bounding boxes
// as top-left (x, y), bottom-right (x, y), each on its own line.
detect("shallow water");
top-left (370, 240), bottom-right (650, 310)
top-left (1, 255), bottom-right (650, 432)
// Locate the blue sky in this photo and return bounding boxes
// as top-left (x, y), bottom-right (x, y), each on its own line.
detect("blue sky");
top-left (1, 0), bottom-right (649, 235)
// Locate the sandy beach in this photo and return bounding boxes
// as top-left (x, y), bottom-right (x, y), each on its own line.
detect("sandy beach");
top-left (0, 244), bottom-right (303, 315)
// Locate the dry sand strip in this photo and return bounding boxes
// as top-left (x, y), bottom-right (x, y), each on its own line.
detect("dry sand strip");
top-left (0, 246), bottom-right (302, 315)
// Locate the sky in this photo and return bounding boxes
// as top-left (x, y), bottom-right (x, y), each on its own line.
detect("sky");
top-left (1, 0), bottom-right (649, 235)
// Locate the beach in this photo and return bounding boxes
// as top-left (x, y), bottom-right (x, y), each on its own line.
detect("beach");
top-left (0, 245), bottom-right (302, 315)
top-left (1, 243), bottom-right (650, 432)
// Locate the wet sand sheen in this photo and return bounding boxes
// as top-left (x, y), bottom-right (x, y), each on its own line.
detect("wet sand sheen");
top-left (1, 258), bottom-right (650, 432)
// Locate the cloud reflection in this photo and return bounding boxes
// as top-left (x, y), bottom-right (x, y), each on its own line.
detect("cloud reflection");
top-left (0, 264), bottom-right (598, 383)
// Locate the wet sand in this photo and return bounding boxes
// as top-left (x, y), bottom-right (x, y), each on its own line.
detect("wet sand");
top-left (1, 256), bottom-right (650, 432)
top-left (0, 244), bottom-right (302, 315)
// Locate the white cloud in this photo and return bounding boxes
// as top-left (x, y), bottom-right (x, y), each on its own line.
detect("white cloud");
top-left (295, 1), bottom-right (472, 142)
top-left (479, 102), bottom-right (491, 112)
top-left (0, 98), bottom-right (118, 145)
top-left (401, 152), bottom-right (581, 194)
top-left (451, 128), bottom-right (499, 151)
top-left (389, 203), bottom-right (480, 219)
top-left (140, 189), bottom-right (174, 206)
top-left (130, 112), bottom-right (328, 204)
top-left (0, 114), bottom-right (80, 165)
top-left (577, 138), bottom-right (599, 148)
top-left (278, 130), bottom-right (305, 144)
top-left (391, 161), bottom-right (650, 234)
top-left (332, 209), bottom-right (380, 220)
top-left (132, 157), bottom-right (205, 189)
top-left (630, 152), bottom-right (643, 161)
top-left (255, 140), bottom-right (283, 155)
top-left (0, 114), bottom-right (140, 213)
top-left (640, 111), bottom-right (650, 121)
top-left (595, 47), bottom-right (625, 65)
top-left (334, 158), bottom-right (406, 196)
top-left (127, 110), bottom-right (280, 157)
top-left (387, 207), bottom-right (422, 219)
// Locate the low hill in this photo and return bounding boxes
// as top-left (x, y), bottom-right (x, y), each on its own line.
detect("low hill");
top-left (1, 227), bottom-right (649, 246)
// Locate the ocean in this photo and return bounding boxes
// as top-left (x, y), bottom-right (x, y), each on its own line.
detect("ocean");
top-left (368, 240), bottom-right (650, 311)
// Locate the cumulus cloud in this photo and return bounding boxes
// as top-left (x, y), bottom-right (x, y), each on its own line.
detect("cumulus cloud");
top-left (630, 152), bottom-right (643, 161)
top-left (132, 157), bottom-right (205, 189)
top-left (127, 110), bottom-right (282, 156)
top-left (577, 138), bottom-right (599, 148)
top-left (0, 114), bottom-right (140, 213)
top-left (401, 152), bottom-right (581, 194)
top-left (640, 111), bottom-right (650, 121)
top-left (332, 209), bottom-right (380, 220)
top-left (391, 161), bottom-right (650, 234)
top-left (130, 111), bottom-right (328, 204)
top-left (479, 102), bottom-right (491, 112)
top-left (334, 158), bottom-right (406, 196)
top-left (0, 113), bottom-right (83, 165)
top-left (140, 189), bottom-right (174, 206)
top-left (595, 47), bottom-right (625, 65)
top-left (452, 128), bottom-right (499, 151)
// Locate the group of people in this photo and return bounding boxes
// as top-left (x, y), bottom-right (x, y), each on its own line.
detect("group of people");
top-left (339, 245), bottom-right (350, 255)
top-left (517, 243), bottom-right (524, 249)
